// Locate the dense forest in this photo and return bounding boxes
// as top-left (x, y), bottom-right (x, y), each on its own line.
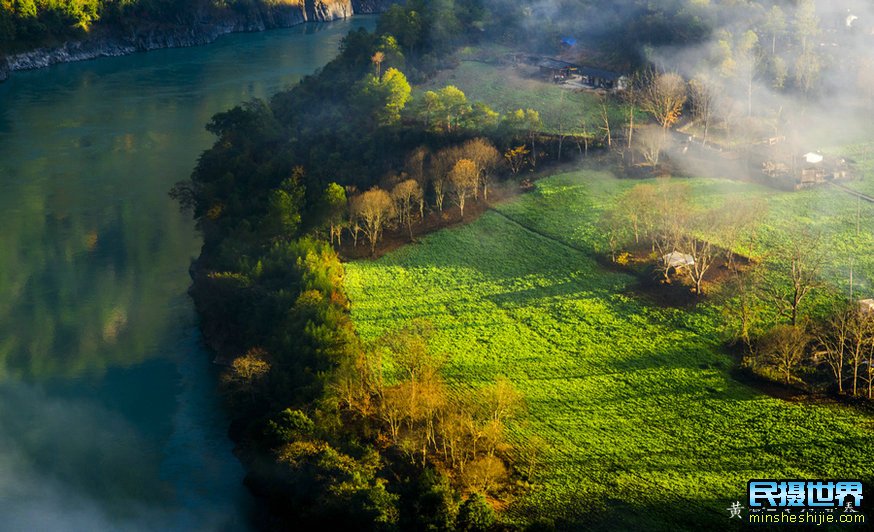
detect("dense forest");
top-left (171, 0), bottom-right (874, 529)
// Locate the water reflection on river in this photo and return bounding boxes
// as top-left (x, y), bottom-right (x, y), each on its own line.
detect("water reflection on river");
top-left (0, 16), bottom-right (375, 530)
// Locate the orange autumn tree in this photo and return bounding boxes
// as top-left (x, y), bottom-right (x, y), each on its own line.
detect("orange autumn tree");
top-left (639, 70), bottom-right (687, 131)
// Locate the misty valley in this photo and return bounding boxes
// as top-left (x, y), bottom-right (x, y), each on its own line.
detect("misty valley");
top-left (2, 0), bottom-right (873, 530)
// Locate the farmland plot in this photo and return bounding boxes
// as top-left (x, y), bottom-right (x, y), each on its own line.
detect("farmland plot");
top-left (346, 169), bottom-right (874, 529)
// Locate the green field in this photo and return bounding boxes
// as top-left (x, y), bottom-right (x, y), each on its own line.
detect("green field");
top-left (419, 56), bottom-right (627, 134)
top-left (346, 169), bottom-right (874, 529)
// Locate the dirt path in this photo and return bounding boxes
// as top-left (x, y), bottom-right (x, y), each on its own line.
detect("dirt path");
top-left (829, 181), bottom-right (874, 203)
top-left (487, 207), bottom-right (591, 255)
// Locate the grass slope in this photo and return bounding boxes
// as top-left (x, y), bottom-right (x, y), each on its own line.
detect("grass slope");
top-left (346, 169), bottom-right (874, 529)
top-left (419, 56), bottom-right (627, 134)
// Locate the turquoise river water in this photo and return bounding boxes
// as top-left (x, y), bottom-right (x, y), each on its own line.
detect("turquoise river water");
top-left (0, 16), bottom-right (374, 531)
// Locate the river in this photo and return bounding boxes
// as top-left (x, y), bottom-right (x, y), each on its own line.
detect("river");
top-left (0, 16), bottom-right (374, 531)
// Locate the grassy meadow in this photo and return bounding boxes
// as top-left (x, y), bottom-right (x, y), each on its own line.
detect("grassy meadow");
top-left (345, 169), bottom-right (874, 529)
top-left (418, 53), bottom-right (627, 134)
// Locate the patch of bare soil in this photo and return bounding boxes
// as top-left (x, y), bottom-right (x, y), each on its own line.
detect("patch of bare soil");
top-left (337, 181), bottom-right (524, 261)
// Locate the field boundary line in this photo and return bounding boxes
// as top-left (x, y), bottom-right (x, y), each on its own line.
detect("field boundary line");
top-left (487, 207), bottom-right (591, 255)
top-left (828, 182), bottom-right (874, 203)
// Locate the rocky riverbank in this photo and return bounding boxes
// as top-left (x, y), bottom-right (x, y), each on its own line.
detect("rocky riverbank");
top-left (0, 0), bottom-right (394, 82)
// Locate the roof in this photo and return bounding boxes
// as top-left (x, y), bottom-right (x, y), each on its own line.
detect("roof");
top-left (539, 58), bottom-right (579, 70)
top-left (578, 66), bottom-right (625, 81)
top-left (663, 252), bottom-right (695, 268)
top-left (804, 152), bottom-right (824, 164)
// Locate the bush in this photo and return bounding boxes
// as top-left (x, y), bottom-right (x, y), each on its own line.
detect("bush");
top-left (457, 493), bottom-right (495, 532)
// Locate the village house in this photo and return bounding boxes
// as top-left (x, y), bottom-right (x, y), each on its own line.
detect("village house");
top-left (760, 144), bottom-right (854, 190)
top-left (536, 57), bottom-right (627, 91)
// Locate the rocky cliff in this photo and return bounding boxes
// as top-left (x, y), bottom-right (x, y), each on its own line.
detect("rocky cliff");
top-left (0, 0), bottom-right (396, 82)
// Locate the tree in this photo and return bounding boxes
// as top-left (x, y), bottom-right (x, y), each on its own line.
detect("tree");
top-left (814, 304), bottom-right (854, 394)
top-left (420, 90), bottom-right (442, 129)
top-left (449, 159), bottom-right (478, 219)
top-left (639, 71), bottom-right (687, 131)
top-left (405, 146), bottom-right (430, 218)
top-left (635, 124), bottom-right (667, 166)
top-left (689, 75), bottom-right (717, 146)
top-left (456, 493), bottom-right (495, 532)
top-left (352, 188), bottom-right (394, 256)
top-left (462, 456), bottom-right (508, 493)
top-left (681, 229), bottom-right (716, 296)
top-left (760, 325), bottom-right (809, 385)
top-left (762, 5), bottom-right (786, 56)
top-left (371, 51), bottom-right (385, 78)
top-left (620, 183), bottom-right (659, 243)
top-left (226, 347), bottom-right (271, 401)
top-left (265, 169), bottom-right (305, 240)
top-left (845, 308), bottom-right (874, 397)
top-left (461, 138), bottom-right (502, 201)
top-left (599, 207), bottom-right (629, 262)
top-left (724, 264), bottom-right (765, 353)
top-left (391, 179), bottom-right (423, 241)
top-left (737, 29), bottom-right (761, 117)
top-left (794, 48), bottom-right (821, 96)
top-left (504, 108), bottom-right (542, 163)
top-left (321, 182), bottom-right (347, 246)
top-left (431, 146), bottom-right (461, 213)
top-left (361, 67), bottom-right (412, 126)
top-left (767, 231), bottom-right (823, 326)
top-left (598, 96), bottom-right (613, 148)
top-left (650, 181), bottom-right (691, 281)
top-left (432, 85), bottom-right (471, 132)
top-left (794, 0), bottom-right (820, 53)
top-left (714, 197), bottom-right (765, 270)
top-left (623, 73), bottom-right (639, 151)
top-left (504, 145), bottom-right (530, 176)
top-left (793, 0), bottom-right (821, 95)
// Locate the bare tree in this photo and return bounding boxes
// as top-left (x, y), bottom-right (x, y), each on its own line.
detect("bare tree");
top-left (639, 70), bottom-right (688, 131)
top-left (725, 263), bottom-right (765, 351)
top-left (623, 73), bottom-right (639, 150)
top-left (682, 232), bottom-right (716, 296)
top-left (352, 187), bottom-right (394, 256)
top-left (689, 75), bottom-right (718, 146)
top-left (845, 308), bottom-right (874, 397)
top-left (430, 147), bottom-right (459, 213)
top-left (635, 124), bottom-right (667, 166)
top-left (814, 303), bottom-right (853, 394)
top-left (767, 230), bottom-right (823, 326)
top-left (621, 183), bottom-right (659, 243)
top-left (391, 179), bottom-right (423, 241)
top-left (651, 181), bottom-right (691, 281)
top-left (760, 324), bottom-right (809, 385)
top-left (715, 197), bottom-right (765, 270)
top-left (405, 146), bottom-right (430, 218)
top-left (598, 96), bottom-right (612, 148)
top-left (461, 138), bottom-right (502, 201)
top-left (449, 159), bottom-right (478, 219)
top-left (599, 207), bottom-right (629, 262)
